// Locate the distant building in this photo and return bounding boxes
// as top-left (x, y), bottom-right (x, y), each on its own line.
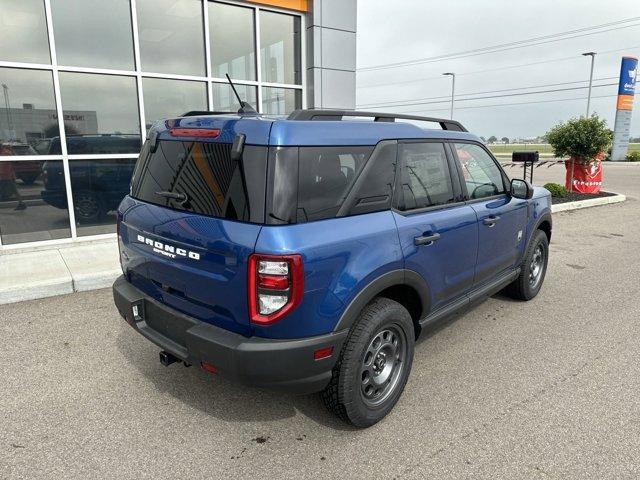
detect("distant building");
top-left (0, 105), bottom-right (98, 145)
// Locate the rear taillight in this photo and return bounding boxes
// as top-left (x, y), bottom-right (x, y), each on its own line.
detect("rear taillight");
top-left (248, 254), bottom-right (303, 325)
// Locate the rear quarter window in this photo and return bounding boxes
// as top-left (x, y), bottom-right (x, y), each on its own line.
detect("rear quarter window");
top-left (266, 143), bottom-right (397, 224)
top-left (296, 146), bottom-right (372, 222)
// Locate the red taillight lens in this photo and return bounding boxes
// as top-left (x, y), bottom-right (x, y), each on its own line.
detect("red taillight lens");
top-left (257, 274), bottom-right (289, 290)
top-left (248, 254), bottom-right (303, 325)
top-left (169, 128), bottom-right (220, 138)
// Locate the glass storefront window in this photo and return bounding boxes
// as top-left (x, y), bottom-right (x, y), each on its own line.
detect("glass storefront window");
top-left (136, 0), bottom-right (205, 76)
top-left (58, 72), bottom-right (141, 154)
top-left (0, 68), bottom-right (59, 154)
top-left (209, 2), bottom-right (256, 81)
top-left (212, 83), bottom-right (257, 112)
top-left (0, 0), bottom-right (50, 64)
top-left (260, 11), bottom-right (301, 85)
top-left (261, 87), bottom-right (300, 114)
top-left (68, 158), bottom-right (137, 236)
top-left (0, 160), bottom-right (71, 244)
top-left (142, 78), bottom-right (207, 130)
top-left (51, 0), bottom-right (135, 70)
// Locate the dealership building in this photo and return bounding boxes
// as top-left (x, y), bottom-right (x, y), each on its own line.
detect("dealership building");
top-left (0, 0), bottom-right (356, 250)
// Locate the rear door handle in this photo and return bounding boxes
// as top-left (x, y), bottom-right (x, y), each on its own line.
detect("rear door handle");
top-left (414, 233), bottom-right (441, 246)
top-left (483, 215), bottom-right (501, 227)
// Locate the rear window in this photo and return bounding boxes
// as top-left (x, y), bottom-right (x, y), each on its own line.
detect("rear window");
top-left (130, 139), bottom-right (267, 223)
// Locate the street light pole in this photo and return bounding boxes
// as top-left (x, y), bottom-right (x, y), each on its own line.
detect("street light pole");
top-left (2, 83), bottom-right (14, 136)
top-left (442, 72), bottom-right (455, 119)
top-left (582, 52), bottom-right (596, 117)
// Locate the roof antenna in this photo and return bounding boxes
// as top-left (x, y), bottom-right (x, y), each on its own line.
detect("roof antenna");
top-left (225, 73), bottom-right (258, 115)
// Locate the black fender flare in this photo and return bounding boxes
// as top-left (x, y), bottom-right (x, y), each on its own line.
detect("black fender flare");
top-left (333, 269), bottom-right (431, 332)
top-left (533, 210), bottom-right (553, 240)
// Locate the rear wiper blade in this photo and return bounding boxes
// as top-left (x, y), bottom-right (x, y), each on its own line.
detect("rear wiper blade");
top-left (155, 191), bottom-right (188, 203)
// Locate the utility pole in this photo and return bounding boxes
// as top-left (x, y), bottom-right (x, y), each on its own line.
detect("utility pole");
top-left (442, 72), bottom-right (455, 119)
top-left (582, 52), bottom-right (596, 117)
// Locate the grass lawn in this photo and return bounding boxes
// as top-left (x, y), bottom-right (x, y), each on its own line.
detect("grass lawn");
top-left (488, 143), bottom-right (640, 156)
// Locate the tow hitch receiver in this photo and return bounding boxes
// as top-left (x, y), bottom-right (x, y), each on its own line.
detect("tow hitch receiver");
top-left (159, 350), bottom-right (180, 367)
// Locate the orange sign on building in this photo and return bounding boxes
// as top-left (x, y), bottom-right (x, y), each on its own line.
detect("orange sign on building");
top-left (245, 0), bottom-right (308, 12)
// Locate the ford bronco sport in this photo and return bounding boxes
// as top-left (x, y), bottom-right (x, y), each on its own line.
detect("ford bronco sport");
top-left (113, 108), bottom-right (552, 427)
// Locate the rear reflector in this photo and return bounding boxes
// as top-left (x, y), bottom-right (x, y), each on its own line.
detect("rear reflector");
top-left (257, 273), bottom-right (289, 290)
top-left (201, 361), bottom-right (218, 374)
top-left (313, 346), bottom-right (334, 361)
top-left (169, 128), bottom-right (220, 138)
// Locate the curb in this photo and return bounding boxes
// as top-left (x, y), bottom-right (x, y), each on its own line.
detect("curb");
top-left (0, 278), bottom-right (74, 305)
top-left (551, 193), bottom-right (626, 213)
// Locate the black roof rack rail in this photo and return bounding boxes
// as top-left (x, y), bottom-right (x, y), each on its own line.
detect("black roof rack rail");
top-left (181, 110), bottom-right (237, 117)
top-left (287, 109), bottom-right (467, 132)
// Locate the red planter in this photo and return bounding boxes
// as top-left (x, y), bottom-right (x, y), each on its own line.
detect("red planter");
top-left (564, 152), bottom-right (604, 194)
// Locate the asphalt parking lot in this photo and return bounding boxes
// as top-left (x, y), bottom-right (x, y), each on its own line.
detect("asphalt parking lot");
top-left (2, 165), bottom-right (639, 479)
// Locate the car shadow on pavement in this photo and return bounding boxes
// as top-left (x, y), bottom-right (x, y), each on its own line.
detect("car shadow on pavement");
top-left (114, 326), bottom-right (356, 431)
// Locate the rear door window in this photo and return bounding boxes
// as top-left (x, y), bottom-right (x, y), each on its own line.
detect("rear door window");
top-left (130, 139), bottom-right (267, 223)
top-left (399, 142), bottom-right (456, 210)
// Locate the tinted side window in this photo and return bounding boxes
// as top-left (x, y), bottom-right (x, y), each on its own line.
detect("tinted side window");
top-left (296, 146), bottom-right (373, 222)
top-left (399, 142), bottom-right (455, 210)
top-left (454, 143), bottom-right (506, 199)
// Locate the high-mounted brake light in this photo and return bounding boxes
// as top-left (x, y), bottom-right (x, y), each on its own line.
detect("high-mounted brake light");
top-left (248, 254), bottom-right (303, 325)
top-left (169, 128), bottom-right (220, 138)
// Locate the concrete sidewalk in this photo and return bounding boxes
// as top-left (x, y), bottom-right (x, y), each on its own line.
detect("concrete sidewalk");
top-left (0, 239), bottom-right (120, 305)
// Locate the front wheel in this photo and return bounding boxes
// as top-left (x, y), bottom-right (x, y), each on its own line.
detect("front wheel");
top-left (321, 297), bottom-right (415, 428)
top-left (506, 229), bottom-right (549, 300)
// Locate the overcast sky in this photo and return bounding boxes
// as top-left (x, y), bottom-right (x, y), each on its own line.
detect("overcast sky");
top-left (356, 0), bottom-right (640, 140)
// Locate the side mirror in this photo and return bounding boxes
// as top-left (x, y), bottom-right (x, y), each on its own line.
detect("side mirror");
top-left (510, 178), bottom-right (533, 199)
top-left (231, 133), bottom-right (246, 161)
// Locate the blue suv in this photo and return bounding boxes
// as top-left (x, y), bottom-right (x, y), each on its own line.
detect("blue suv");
top-left (113, 109), bottom-right (552, 427)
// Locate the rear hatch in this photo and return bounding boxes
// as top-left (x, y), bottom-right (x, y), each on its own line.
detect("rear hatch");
top-left (118, 119), bottom-right (270, 336)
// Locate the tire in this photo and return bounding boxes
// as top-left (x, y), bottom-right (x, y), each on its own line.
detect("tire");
top-left (73, 191), bottom-right (103, 224)
top-left (321, 297), bottom-right (415, 428)
top-left (506, 229), bottom-right (549, 300)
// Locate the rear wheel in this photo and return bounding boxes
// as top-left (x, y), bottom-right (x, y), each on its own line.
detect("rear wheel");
top-left (506, 229), bottom-right (549, 300)
top-left (73, 191), bottom-right (103, 224)
top-left (321, 297), bottom-right (415, 428)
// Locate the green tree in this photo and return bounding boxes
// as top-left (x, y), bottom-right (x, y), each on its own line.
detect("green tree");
top-left (501, 136), bottom-right (509, 144)
top-left (487, 135), bottom-right (497, 144)
top-left (545, 115), bottom-right (612, 162)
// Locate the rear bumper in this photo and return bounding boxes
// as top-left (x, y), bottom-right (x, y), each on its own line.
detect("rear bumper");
top-left (113, 276), bottom-right (347, 394)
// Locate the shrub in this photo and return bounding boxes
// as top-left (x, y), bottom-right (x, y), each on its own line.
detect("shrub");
top-left (543, 182), bottom-right (568, 198)
top-left (545, 115), bottom-right (612, 163)
top-left (626, 151), bottom-right (640, 162)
